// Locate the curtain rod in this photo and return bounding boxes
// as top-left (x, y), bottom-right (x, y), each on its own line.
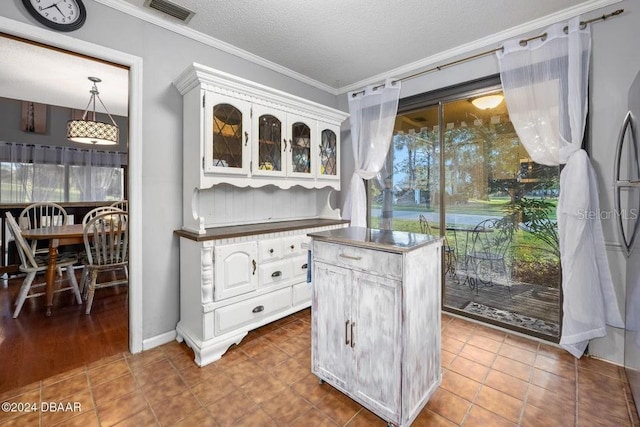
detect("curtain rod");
top-left (351, 8), bottom-right (623, 97)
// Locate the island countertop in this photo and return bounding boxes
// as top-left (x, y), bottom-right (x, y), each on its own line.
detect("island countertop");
top-left (307, 226), bottom-right (441, 254)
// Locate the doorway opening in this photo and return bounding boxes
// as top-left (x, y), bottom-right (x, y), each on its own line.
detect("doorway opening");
top-left (0, 26), bottom-right (141, 392)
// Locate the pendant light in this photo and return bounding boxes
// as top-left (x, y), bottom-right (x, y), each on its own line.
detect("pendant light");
top-left (66, 77), bottom-right (119, 145)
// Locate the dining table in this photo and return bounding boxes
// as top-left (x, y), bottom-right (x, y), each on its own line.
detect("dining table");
top-left (21, 224), bottom-right (85, 316)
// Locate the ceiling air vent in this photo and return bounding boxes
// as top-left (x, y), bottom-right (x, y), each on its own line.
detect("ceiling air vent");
top-left (143, 0), bottom-right (195, 23)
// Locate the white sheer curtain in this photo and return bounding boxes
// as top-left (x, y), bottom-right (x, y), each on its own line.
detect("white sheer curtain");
top-left (497, 17), bottom-right (623, 357)
top-left (0, 142), bottom-right (126, 203)
top-left (344, 78), bottom-right (401, 227)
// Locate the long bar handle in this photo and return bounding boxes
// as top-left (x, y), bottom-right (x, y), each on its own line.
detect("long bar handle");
top-left (614, 111), bottom-right (637, 257)
top-left (614, 111), bottom-right (633, 182)
top-left (350, 322), bottom-right (355, 348)
top-left (339, 253), bottom-right (362, 261)
top-left (345, 320), bottom-right (350, 345)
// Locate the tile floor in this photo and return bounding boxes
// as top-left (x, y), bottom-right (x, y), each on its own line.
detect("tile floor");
top-left (0, 309), bottom-right (638, 426)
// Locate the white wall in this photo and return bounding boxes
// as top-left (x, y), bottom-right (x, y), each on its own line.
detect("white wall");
top-left (338, 3), bottom-right (637, 364)
top-left (0, 0), bottom-right (340, 341)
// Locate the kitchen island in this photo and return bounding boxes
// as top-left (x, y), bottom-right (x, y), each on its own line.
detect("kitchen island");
top-left (308, 227), bottom-right (442, 427)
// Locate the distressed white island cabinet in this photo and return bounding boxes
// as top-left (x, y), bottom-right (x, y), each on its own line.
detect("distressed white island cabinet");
top-left (308, 227), bottom-right (442, 427)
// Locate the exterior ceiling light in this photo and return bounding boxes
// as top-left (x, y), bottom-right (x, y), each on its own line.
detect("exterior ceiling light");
top-left (67, 77), bottom-right (119, 145)
top-left (470, 94), bottom-right (504, 110)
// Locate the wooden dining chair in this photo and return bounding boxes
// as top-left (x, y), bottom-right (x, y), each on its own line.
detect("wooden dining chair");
top-left (83, 211), bottom-right (129, 314)
top-left (19, 202), bottom-right (69, 252)
top-left (5, 212), bottom-right (81, 318)
top-left (78, 206), bottom-right (125, 292)
top-left (110, 200), bottom-right (128, 211)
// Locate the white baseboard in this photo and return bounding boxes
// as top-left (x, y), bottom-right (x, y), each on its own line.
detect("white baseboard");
top-left (142, 329), bottom-right (177, 351)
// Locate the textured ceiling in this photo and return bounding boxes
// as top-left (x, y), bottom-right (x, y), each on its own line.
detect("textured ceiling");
top-left (0, 35), bottom-right (129, 116)
top-left (120, 0), bottom-right (609, 91)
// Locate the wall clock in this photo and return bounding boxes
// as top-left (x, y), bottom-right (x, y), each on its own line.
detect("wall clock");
top-left (22, 0), bottom-right (87, 32)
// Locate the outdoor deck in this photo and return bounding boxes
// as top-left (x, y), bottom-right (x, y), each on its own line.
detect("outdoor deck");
top-left (443, 271), bottom-right (561, 339)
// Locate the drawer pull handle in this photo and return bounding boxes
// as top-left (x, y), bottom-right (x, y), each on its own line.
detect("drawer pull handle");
top-left (252, 259), bottom-right (257, 275)
top-left (271, 270), bottom-right (282, 278)
top-left (350, 322), bottom-right (355, 348)
top-left (252, 305), bottom-right (264, 313)
top-left (244, 131), bottom-right (249, 146)
top-left (345, 320), bottom-right (350, 345)
top-left (339, 253), bottom-right (362, 261)
top-left (301, 263), bottom-right (308, 269)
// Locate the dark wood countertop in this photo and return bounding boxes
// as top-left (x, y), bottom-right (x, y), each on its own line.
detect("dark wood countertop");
top-left (308, 226), bottom-right (442, 253)
top-left (175, 218), bottom-right (350, 241)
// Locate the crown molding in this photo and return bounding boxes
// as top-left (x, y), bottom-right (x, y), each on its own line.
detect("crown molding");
top-left (92, 0), bottom-right (341, 95)
top-left (337, 0), bottom-right (623, 95)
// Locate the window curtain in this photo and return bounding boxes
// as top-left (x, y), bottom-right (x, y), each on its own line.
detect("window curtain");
top-left (0, 142), bottom-right (126, 203)
top-left (344, 78), bottom-right (401, 227)
top-left (497, 17), bottom-right (623, 357)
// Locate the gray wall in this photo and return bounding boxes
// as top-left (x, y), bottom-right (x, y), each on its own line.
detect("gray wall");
top-left (339, 3), bottom-right (638, 364)
top-left (0, 96), bottom-right (128, 151)
top-left (0, 0), bottom-right (339, 340)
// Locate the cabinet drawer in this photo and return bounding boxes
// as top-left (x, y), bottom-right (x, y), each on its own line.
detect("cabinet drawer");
top-left (259, 259), bottom-right (292, 287)
top-left (290, 254), bottom-right (309, 281)
top-left (292, 282), bottom-right (312, 306)
top-left (214, 288), bottom-right (291, 336)
top-left (282, 235), bottom-right (309, 257)
top-left (259, 238), bottom-right (283, 262)
top-left (313, 241), bottom-right (402, 278)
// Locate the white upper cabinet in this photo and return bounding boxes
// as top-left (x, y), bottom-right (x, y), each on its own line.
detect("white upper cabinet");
top-left (174, 63), bottom-right (349, 190)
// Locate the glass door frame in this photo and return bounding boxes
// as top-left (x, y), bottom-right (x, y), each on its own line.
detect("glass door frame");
top-left (380, 74), bottom-right (563, 343)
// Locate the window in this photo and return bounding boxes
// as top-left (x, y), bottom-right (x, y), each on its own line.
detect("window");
top-left (369, 75), bottom-right (562, 341)
top-left (0, 143), bottom-right (126, 203)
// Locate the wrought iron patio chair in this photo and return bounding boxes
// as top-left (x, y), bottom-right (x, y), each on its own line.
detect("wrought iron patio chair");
top-left (418, 214), bottom-right (457, 278)
top-left (466, 218), bottom-right (514, 295)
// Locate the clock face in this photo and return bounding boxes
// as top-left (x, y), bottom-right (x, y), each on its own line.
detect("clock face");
top-left (23, 0), bottom-right (86, 32)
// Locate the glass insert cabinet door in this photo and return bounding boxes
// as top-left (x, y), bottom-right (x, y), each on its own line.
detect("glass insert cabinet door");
top-left (319, 124), bottom-right (340, 179)
top-left (288, 114), bottom-right (316, 178)
top-left (205, 94), bottom-right (251, 175)
top-left (252, 105), bottom-right (286, 177)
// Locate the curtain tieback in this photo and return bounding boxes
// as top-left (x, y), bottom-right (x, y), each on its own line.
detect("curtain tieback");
top-left (559, 143), bottom-right (581, 164)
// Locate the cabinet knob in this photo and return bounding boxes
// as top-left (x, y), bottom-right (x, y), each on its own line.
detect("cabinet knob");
top-left (269, 248), bottom-right (274, 254)
top-left (290, 244), bottom-right (295, 250)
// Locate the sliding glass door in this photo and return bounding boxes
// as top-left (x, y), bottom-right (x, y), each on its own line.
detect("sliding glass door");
top-left (370, 79), bottom-right (561, 341)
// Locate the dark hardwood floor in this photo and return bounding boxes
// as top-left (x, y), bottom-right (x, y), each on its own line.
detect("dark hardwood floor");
top-left (0, 269), bottom-right (128, 393)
